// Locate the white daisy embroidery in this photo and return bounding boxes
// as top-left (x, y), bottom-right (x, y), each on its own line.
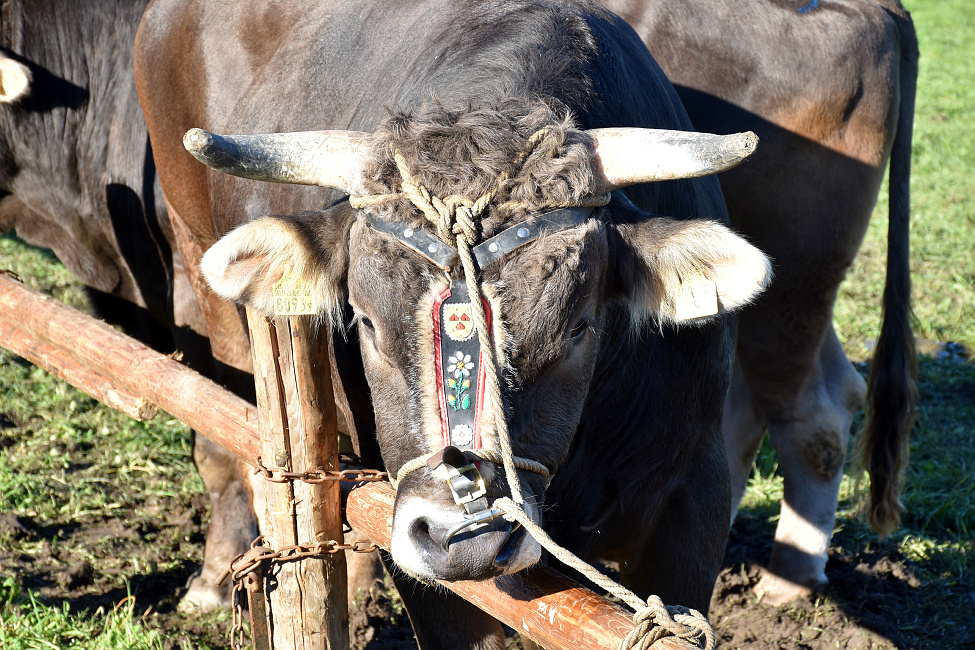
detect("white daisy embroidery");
top-left (447, 351), bottom-right (473, 379)
top-left (452, 424), bottom-right (474, 446)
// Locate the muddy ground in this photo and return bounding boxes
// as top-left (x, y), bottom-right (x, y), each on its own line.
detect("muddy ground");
top-left (0, 480), bottom-right (940, 650)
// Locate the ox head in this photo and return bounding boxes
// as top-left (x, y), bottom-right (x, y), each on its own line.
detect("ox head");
top-left (188, 101), bottom-right (770, 583)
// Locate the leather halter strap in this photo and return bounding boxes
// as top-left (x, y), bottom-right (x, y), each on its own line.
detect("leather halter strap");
top-left (365, 205), bottom-right (595, 271)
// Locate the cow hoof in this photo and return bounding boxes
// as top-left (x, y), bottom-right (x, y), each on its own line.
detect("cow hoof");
top-left (754, 570), bottom-right (826, 607)
top-left (179, 577), bottom-right (231, 613)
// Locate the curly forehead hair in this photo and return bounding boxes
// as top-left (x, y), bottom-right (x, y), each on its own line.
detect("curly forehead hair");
top-left (362, 97), bottom-right (599, 230)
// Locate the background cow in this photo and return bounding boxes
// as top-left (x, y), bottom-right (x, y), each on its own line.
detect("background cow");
top-left (134, 0), bottom-right (770, 646)
top-left (0, 0), bottom-right (268, 612)
top-left (0, 0), bottom-right (171, 346)
top-left (600, 0), bottom-right (918, 604)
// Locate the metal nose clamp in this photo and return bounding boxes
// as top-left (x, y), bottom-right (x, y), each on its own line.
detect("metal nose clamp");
top-left (441, 507), bottom-right (505, 550)
top-left (427, 446), bottom-right (509, 549)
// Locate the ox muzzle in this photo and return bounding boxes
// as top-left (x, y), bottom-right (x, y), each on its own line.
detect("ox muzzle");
top-left (390, 446), bottom-right (542, 581)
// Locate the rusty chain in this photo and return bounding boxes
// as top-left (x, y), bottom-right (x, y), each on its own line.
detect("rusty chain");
top-left (222, 453), bottom-right (387, 649)
top-left (252, 451), bottom-right (388, 484)
top-left (218, 535), bottom-right (381, 588)
top-left (223, 536), bottom-right (382, 649)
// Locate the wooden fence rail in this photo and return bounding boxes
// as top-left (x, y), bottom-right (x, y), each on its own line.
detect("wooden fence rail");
top-left (0, 273), bottom-right (683, 650)
top-left (0, 273), bottom-right (260, 462)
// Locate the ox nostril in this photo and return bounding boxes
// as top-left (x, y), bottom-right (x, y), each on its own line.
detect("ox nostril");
top-left (408, 517), bottom-right (447, 558)
top-left (492, 525), bottom-right (522, 571)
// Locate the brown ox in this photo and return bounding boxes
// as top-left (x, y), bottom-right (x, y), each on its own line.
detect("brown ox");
top-left (136, 0), bottom-right (772, 644)
top-left (603, 0), bottom-right (919, 604)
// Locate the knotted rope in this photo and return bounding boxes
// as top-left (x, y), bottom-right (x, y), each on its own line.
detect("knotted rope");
top-left (351, 128), bottom-right (712, 650)
top-left (391, 448), bottom-right (552, 490)
top-left (496, 498), bottom-right (715, 650)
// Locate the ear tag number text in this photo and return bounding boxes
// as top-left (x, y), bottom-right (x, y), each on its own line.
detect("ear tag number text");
top-left (272, 273), bottom-right (317, 316)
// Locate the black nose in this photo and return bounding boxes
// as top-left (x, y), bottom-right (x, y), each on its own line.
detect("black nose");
top-left (407, 514), bottom-right (512, 581)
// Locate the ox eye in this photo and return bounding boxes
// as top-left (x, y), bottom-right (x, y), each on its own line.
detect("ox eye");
top-left (569, 319), bottom-right (589, 342)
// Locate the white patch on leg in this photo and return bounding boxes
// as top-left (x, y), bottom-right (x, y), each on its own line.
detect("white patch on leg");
top-left (773, 499), bottom-right (832, 577)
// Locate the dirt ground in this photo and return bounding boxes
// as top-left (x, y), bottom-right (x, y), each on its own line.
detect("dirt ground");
top-left (0, 482), bottom-right (929, 650)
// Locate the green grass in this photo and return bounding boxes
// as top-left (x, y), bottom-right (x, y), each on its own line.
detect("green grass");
top-left (835, 0), bottom-right (975, 357)
top-left (0, 343), bottom-right (210, 647)
top-left (0, 234), bottom-right (88, 313)
top-left (1, 237), bottom-right (209, 648)
top-left (0, 582), bottom-right (169, 650)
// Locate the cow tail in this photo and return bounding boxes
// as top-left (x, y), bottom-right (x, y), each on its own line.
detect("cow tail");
top-left (851, 3), bottom-right (919, 538)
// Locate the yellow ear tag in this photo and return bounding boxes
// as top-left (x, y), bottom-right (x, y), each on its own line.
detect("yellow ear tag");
top-left (272, 272), bottom-right (317, 316)
top-left (674, 270), bottom-right (719, 321)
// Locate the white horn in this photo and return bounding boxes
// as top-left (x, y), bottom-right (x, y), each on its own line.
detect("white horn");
top-left (586, 128), bottom-right (758, 192)
top-left (182, 128), bottom-right (371, 196)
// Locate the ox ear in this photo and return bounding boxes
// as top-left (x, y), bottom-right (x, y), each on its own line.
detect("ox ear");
top-left (612, 216), bottom-right (771, 325)
top-left (0, 55), bottom-right (31, 103)
top-left (201, 207), bottom-right (352, 325)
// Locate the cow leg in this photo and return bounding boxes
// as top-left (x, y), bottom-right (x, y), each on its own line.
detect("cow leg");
top-left (179, 434), bottom-right (258, 611)
top-left (754, 328), bottom-right (865, 605)
top-left (166, 259), bottom-right (261, 611)
top-left (381, 553), bottom-right (505, 650)
top-left (723, 359), bottom-right (766, 524)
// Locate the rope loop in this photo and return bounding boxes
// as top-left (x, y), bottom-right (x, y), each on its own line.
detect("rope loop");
top-left (391, 448), bottom-right (550, 489)
top-left (622, 596), bottom-right (715, 650)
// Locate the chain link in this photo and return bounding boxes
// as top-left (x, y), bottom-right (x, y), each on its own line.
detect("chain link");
top-left (224, 453), bottom-right (386, 648)
top-left (223, 535), bottom-right (381, 649)
top-left (252, 452), bottom-right (388, 484)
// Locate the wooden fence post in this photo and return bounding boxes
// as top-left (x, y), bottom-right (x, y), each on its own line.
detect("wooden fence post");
top-left (247, 308), bottom-right (349, 650)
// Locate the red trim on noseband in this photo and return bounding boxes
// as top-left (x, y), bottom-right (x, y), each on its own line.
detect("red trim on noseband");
top-left (472, 348), bottom-right (488, 450)
top-left (432, 286), bottom-right (491, 450)
top-left (432, 287), bottom-right (451, 447)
